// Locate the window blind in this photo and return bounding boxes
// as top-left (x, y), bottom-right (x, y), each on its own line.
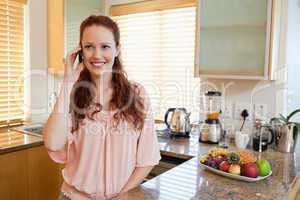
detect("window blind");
top-left (0, 0), bottom-right (26, 126)
top-left (111, 3), bottom-right (200, 121)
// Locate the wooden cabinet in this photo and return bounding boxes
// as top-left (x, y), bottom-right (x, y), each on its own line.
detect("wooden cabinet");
top-left (0, 146), bottom-right (62, 200)
top-left (47, 0), bottom-right (104, 74)
top-left (0, 150), bottom-right (28, 200)
top-left (47, 0), bottom-right (65, 74)
top-left (27, 146), bottom-right (63, 200)
top-left (194, 0), bottom-right (275, 80)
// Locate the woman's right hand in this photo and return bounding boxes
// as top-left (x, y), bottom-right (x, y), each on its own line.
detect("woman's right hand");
top-left (63, 46), bottom-right (83, 83)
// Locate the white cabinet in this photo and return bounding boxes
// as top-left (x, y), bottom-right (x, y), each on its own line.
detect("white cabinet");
top-left (194, 0), bottom-right (275, 80)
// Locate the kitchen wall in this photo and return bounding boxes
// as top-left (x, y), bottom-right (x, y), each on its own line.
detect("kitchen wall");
top-left (285, 0), bottom-right (300, 122)
top-left (28, 0), bottom-right (104, 123)
top-left (198, 0), bottom-right (300, 132)
top-left (28, 0), bottom-right (49, 123)
top-left (200, 79), bottom-right (277, 132)
top-left (201, 0), bottom-right (300, 131)
top-left (28, 0), bottom-right (299, 127)
top-left (65, 0), bottom-right (105, 52)
top-left (105, 0), bottom-right (283, 132)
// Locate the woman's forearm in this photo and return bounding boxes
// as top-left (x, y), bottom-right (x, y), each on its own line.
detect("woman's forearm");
top-left (43, 80), bottom-right (73, 151)
top-left (120, 166), bottom-right (153, 193)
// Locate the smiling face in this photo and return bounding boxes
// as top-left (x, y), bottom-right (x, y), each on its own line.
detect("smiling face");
top-left (81, 25), bottom-right (120, 78)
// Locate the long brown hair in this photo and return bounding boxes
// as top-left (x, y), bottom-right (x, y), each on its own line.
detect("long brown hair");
top-left (70, 15), bottom-right (145, 133)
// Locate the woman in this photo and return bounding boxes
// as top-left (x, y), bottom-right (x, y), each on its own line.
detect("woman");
top-left (43, 15), bottom-right (161, 200)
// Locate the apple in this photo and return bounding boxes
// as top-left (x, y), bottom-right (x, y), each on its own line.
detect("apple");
top-left (219, 161), bottom-right (230, 172)
top-left (256, 159), bottom-right (271, 176)
top-left (228, 164), bottom-right (241, 175)
top-left (241, 163), bottom-right (259, 178)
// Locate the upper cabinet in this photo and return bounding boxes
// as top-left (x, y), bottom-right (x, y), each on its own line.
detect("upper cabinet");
top-left (47, 0), bottom-right (64, 74)
top-left (194, 0), bottom-right (275, 80)
top-left (47, 0), bottom-right (104, 74)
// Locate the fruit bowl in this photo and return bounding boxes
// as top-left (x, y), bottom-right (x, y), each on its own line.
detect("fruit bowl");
top-left (199, 148), bottom-right (272, 182)
top-left (199, 162), bottom-right (272, 182)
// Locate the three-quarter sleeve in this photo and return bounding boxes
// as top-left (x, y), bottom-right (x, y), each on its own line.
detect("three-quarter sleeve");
top-left (136, 85), bottom-right (161, 167)
top-left (46, 113), bottom-right (75, 164)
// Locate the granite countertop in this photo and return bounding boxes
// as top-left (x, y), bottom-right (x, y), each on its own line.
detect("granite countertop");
top-left (0, 129), bottom-right (43, 155)
top-left (127, 132), bottom-right (300, 200)
top-left (1, 126), bottom-right (300, 199)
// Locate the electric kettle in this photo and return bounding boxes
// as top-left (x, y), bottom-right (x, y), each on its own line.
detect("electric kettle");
top-left (164, 108), bottom-right (191, 138)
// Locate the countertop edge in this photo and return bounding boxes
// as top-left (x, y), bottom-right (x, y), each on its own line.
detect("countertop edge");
top-left (0, 140), bottom-right (44, 155)
top-left (160, 150), bottom-right (194, 160)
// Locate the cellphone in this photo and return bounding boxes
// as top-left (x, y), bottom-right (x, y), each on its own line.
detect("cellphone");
top-left (77, 50), bottom-right (83, 63)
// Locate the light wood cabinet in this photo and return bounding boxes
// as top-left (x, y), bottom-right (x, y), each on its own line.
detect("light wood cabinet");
top-left (27, 146), bottom-right (63, 200)
top-left (47, 0), bottom-right (104, 74)
top-left (0, 146), bottom-right (62, 200)
top-left (47, 0), bottom-right (65, 74)
top-left (0, 150), bottom-right (28, 200)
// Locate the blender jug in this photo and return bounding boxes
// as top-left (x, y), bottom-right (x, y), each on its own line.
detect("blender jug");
top-left (199, 91), bottom-right (222, 143)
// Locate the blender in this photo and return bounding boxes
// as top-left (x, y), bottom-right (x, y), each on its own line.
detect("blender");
top-left (199, 91), bottom-right (222, 144)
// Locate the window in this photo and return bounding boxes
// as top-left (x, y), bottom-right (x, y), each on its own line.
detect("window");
top-left (0, 0), bottom-right (26, 126)
top-left (111, 0), bottom-right (200, 121)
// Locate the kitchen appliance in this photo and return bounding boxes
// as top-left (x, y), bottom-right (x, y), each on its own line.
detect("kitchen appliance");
top-left (252, 119), bottom-right (274, 152)
top-left (199, 91), bottom-right (222, 144)
top-left (270, 119), bottom-right (298, 153)
top-left (164, 108), bottom-right (191, 138)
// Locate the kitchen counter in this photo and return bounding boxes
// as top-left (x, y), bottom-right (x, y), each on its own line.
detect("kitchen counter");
top-left (0, 130), bottom-right (43, 155)
top-left (128, 132), bottom-right (300, 200)
top-left (1, 127), bottom-right (300, 199)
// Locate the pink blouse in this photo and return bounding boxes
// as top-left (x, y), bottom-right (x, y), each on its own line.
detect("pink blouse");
top-left (46, 84), bottom-right (161, 200)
